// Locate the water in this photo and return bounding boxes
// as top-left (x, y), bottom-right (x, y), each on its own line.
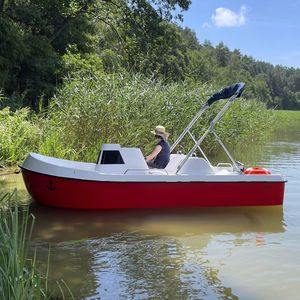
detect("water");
top-left (1, 124), bottom-right (300, 299)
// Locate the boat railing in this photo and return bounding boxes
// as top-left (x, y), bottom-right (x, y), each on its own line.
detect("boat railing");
top-left (217, 163), bottom-right (233, 168)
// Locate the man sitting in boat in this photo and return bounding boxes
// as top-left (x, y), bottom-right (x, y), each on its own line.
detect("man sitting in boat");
top-left (145, 125), bottom-right (170, 169)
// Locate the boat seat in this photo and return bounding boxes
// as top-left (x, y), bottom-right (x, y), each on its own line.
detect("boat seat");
top-left (165, 154), bottom-right (186, 174)
top-left (177, 157), bottom-right (215, 175)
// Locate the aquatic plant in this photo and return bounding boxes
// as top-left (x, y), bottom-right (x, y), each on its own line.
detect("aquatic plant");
top-left (0, 190), bottom-right (73, 299)
top-left (0, 73), bottom-right (275, 166)
top-left (39, 73), bottom-right (274, 162)
top-left (0, 191), bottom-right (43, 299)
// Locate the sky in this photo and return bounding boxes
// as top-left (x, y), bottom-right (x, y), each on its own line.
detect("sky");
top-left (180, 0), bottom-right (300, 68)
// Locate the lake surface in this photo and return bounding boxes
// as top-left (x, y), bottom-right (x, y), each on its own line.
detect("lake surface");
top-left (1, 123), bottom-right (300, 299)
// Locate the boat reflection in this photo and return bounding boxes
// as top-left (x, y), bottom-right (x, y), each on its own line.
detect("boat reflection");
top-left (29, 203), bottom-right (285, 299)
top-left (29, 203), bottom-right (285, 242)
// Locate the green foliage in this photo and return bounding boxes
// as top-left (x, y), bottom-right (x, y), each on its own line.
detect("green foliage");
top-left (36, 74), bottom-right (273, 163)
top-left (272, 110), bottom-right (300, 126)
top-left (1, 0), bottom-right (299, 111)
top-left (0, 4), bottom-right (63, 109)
top-left (0, 191), bottom-right (43, 299)
top-left (0, 0), bottom-right (191, 110)
top-left (0, 72), bottom-right (281, 166)
top-left (181, 41), bottom-right (300, 110)
top-left (218, 99), bottom-right (274, 148)
top-left (0, 107), bottom-right (40, 166)
top-left (62, 49), bottom-right (104, 76)
top-left (0, 190), bottom-right (74, 299)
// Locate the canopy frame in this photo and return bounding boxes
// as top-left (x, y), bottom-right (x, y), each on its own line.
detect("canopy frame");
top-left (170, 82), bottom-right (245, 174)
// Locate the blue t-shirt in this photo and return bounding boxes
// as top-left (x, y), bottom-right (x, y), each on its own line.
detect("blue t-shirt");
top-left (154, 140), bottom-right (170, 168)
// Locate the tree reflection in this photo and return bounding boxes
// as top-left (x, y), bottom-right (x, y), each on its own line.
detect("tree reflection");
top-left (108, 234), bottom-right (239, 299)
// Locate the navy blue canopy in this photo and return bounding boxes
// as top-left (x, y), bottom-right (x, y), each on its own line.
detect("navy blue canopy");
top-left (207, 82), bottom-right (245, 106)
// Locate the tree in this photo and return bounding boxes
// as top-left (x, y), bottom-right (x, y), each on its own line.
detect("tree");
top-left (253, 75), bottom-right (273, 107)
top-left (179, 27), bottom-right (200, 51)
top-left (215, 42), bottom-right (230, 67)
top-left (0, 0), bottom-right (97, 109)
top-left (0, 0), bottom-right (192, 110)
top-left (185, 49), bottom-right (211, 82)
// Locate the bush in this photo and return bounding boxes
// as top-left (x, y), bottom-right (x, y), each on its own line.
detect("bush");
top-left (0, 107), bottom-right (40, 166)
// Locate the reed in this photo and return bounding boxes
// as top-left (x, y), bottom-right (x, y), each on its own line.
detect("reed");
top-left (0, 190), bottom-right (44, 299)
top-left (0, 190), bottom-right (73, 300)
top-left (38, 73), bottom-right (274, 162)
top-left (0, 73), bottom-right (275, 166)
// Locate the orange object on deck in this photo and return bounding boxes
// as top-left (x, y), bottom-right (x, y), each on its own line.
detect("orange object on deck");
top-left (244, 167), bottom-right (271, 175)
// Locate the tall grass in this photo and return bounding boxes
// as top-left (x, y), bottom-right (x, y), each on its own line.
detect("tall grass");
top-left (0, 73), bottom-right (275, 165)
top-left (0, 190), bottom-right (45, 299)
top-left (38, 74), bottom-right (274, 162)
top-left (272, 110), bottom-right (300, 126)
top-left (0, 190), bottom-right (73, 299)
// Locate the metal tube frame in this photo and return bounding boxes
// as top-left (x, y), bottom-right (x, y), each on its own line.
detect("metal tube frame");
top-left (187, 131), bottom-right (211, 165)
top-left (210, 129), bottom-right (240, 171)
top-left (170, 103), bottom-right (209, 152)
top-left (176, 93), bottom-right (241, 173)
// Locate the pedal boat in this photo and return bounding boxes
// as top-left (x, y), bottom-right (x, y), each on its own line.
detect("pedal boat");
top-left (20, 83), bottom-right (286, 209)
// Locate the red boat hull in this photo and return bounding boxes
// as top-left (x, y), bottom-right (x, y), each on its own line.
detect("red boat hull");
top-left (22, 169), bottom-right (285, 209)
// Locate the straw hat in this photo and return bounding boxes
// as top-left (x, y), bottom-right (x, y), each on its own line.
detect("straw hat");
top-left (151, 125), bottom-right (169, 140)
